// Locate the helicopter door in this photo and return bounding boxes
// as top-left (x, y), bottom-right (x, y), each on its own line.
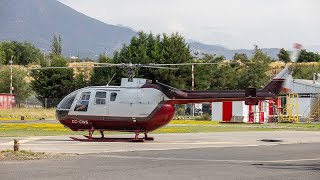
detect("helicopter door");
top-left (92, 91), bottom-right (109, 117)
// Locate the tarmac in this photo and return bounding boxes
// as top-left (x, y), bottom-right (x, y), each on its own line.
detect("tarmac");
top-left (0, 131), bottom-right (319, 179)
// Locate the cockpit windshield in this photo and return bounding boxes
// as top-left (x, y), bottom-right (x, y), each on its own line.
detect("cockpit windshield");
top-left (57, 91), bottom-right (78, 110)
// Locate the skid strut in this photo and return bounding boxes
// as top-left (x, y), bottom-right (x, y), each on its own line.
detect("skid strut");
top-left (144, 133), bottom-right (154, 141)
top-left (88, 127), bottom-right (94, 140)
top-left (131, 130), bottom-right (144, 142)
top-left (100, 131), bottom-right (104, 138)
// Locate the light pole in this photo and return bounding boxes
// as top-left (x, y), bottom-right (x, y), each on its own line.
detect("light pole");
top-left (191, 49), bottom-right (199, 116)
top-left (9, 55), bottom-right (13, 109)
top-left (191, 63), bottom-right (195, 116)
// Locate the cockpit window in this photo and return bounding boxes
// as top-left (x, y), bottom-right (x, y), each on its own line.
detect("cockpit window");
top-left (95, 91), bottom-right (107, 105)
top-left (110, 92), bottom-right (117, 101)
top-left (57, 91), bottom-right (77, 110)
top-left (74, 92), bottom-right (91, 111)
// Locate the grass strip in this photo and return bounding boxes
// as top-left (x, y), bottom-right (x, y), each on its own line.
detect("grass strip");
top-left (0, 121), bottom-right (319, 137)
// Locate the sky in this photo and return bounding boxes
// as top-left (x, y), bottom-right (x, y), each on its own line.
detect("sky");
top-left (58, 0), bottom-right (320, 50)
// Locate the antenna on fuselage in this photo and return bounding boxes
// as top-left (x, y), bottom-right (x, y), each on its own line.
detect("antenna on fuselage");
top-left (106, 73), bottom-right (116, 86)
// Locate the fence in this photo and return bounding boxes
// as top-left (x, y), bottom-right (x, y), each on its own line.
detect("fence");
top-left (18, 98), bottom-right (62, 109)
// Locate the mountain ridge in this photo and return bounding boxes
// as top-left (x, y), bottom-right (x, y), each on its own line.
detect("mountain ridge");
top-left (0, 0), bottom-right (136, 57)
top-left (0, 0), bottom-right (281, 59)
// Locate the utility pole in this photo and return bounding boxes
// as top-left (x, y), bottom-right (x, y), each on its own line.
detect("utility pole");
top-left (9, 55), bottom-right (13, 109)
top-left (191, 49), bottom-right (199, 117)
top-left (192, 64), bottom-right (195, 116)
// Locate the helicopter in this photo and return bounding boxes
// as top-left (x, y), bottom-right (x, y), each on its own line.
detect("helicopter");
top-left (51, 61), bottom-right (292, 142)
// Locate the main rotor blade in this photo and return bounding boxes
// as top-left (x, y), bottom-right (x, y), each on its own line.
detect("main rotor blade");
top-left (27, 66), bottom-right (105, 70)
top-left (93, 63), bottom-right (122, 66)
top-left (141, 65), bottom-right (178, 70)
top-left (148, 62), bottom-right (243, 66)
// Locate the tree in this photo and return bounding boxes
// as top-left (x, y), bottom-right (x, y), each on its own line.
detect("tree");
top-left (0, 41), bottom-right (43, 65)
top-left (74, 72), bottom-right (88, 90)
top-left (210, 64), bottom-right (242, 90)
top-left (194, 53), bottom-right (230, 90)
top-left (239, 62), bottom-right (269, 89)
top-left (51, 34), bottom-right (62, 57)
top-left (251, 45), bottom-right (273, 63)
top-left (277, 48), bottom-right (290, 63)
top-left (292, 64), bottom-right (320, 80)
top-left (297, 49), bottom-right (320, 62)
top-left (113, 31), bottom-right (193, 89)
top-left (239, 45), bottom-right (270, 88)
top-left (31, 56), bottom-right (74, 108)
top-left (0, 50), bottom-right (5, 65)
top-left (90, 54), bottom-right (117, 85)
top-left (0, 66), bottom-right (32, 105)
top-left (233, 53), bottom-right (249, 63)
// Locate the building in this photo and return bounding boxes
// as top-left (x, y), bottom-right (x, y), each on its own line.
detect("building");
top-left (211, 100), bottom-right (274, 123)
top-left (0, 93), bottom-right (16, 109)
top-left (281, 73), bottom-right (320, 121)
top-left (210, 72), bottom-right (320, 123)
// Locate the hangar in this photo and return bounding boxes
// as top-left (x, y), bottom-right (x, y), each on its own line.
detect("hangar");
top-left (211, 72), bottom-right (320, 123)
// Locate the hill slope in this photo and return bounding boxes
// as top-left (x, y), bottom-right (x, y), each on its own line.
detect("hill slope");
top-left (188, 42), bottom-right (280, 59)
top-left (0, 0), bottom-right (280, 59)
top-left (0, 0), bottom-right (136, 57)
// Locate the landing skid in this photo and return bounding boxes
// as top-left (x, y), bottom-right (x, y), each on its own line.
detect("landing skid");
top-left (70, 136), bottom-right (145, 142)
top-left (82, 135), bottom-right (152, 141)
top-left (83, 135), bottom-right (104, 139)
top-left (70, 129), bottom-right (154, 142)
top-left (144, 137), bottom-right (154, 141)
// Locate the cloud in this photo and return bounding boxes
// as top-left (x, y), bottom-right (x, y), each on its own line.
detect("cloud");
top-left (58, 0), bottom-right (320, 49)
top-left (167, 23), bottom-right (186, 34)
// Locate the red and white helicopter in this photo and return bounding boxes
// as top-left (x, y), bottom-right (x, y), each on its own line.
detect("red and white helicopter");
top-left (30, 44), bottom-right (301, 142)
top-left (53, 61), bottom-right (292, 142)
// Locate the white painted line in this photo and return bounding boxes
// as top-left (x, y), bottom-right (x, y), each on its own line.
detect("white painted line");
top-left (0, 137), bottom-right (41, 146)
top-left (88, 154), bottom-right (320, 164)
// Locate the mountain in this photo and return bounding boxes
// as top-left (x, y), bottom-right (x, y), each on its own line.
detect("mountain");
top-left (188, 42), bottom-right (281, 60)
top-left (0, 0), bottom-right (281, 60)
top-left (0, 0), bottom-right (136, 58)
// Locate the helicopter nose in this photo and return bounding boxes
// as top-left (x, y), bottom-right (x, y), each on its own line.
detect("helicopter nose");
top-left (56, 109), bottom-right (69, 120)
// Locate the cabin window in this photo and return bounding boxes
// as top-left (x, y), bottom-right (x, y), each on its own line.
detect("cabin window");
top-left (74, 92), bottom-right (91, 111)
top-left (110, 92), bottom-right (117, 101)
top-left (95, 91), bottom-right (107, 105)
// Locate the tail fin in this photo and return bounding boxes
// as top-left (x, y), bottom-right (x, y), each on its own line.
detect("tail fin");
top-left (290, 43), bottom-right (303, 62)
top-left (262, 66), bottom-right (293, 95)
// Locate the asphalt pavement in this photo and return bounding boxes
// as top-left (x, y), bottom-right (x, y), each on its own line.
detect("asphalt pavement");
top-left (0, 131), bottom-right (319, 180)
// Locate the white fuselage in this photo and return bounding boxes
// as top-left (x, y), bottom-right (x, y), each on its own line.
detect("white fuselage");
top-left (58, 78), bottom-right (170, 118)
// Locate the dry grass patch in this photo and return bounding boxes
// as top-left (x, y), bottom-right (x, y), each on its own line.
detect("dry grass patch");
top-left (0, 108), bottom-right (55, 120)
top-left (0, 150), bottom-right (49, 161)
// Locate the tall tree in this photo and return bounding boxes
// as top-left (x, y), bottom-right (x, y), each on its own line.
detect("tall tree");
top-left (277, 48), bottom-right (290, 63)
top-left (31, 56), bottom-right (74, 108)
top-left (0, 50), bottom-right (5, 65)
top-left (51, 34), bottom-right (62, 57)
top-left (90, 54), bottom-right (117, 85)
top-left (74, 72), bottom-right (88, 90)
top-left (0, 41), bottom-right (43, 65)
top-left (233, 53), bottom-right (249, 63)
top-left (251, 45), bottom-right (273, 63)
top-left (113, 31), bottom-right (193, 89)
top-left (297, 49), bottom-right (320, 62)
top-left (210, 64), bottom-right (241, 90)
top-left (239, 45), bottom-right (270, 88)
top-left (194, 53), bottom-right (229, 90)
